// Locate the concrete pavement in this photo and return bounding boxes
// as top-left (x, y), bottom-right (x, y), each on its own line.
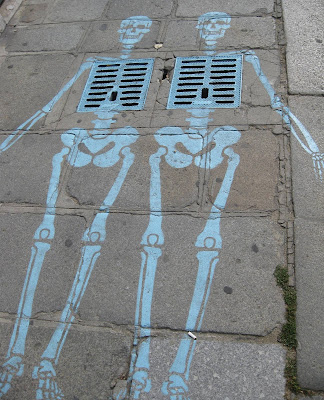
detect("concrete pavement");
top-left (282, 0), bottom-right (324, 392)
top-left (0, 0), bottom-right (322, 399)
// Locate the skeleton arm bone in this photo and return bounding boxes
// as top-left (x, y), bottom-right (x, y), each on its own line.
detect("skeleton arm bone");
top-left (245, 52), bottom-right (321, 154)
top-left (245, 51), bottom-right (323, 179)
top-left (0, 60), bottom-right (94, 153)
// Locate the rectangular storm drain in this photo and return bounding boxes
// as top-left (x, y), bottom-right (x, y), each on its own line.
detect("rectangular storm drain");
top-left (167, 55), bottom-right (243, 109)
top-left (78, 58), bottom-right (154, 112)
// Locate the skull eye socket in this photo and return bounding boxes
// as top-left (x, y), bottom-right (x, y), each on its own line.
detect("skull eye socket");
top-left (135, 25), bottom-right (146, 29)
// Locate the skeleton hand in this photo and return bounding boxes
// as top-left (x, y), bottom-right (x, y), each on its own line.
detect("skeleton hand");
top-left (312, 152), bottom-right (324, 181)
top-left (33, 360), bottom-right (64, 400)
top-left (162, 374), bottom-right (190, 400)
top-left (0, 356), bottom-right (24, 397)
top-left (131, 369), bottom-right (151, 399)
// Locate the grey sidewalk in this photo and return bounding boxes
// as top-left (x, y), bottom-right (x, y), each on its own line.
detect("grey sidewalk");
top-left (282, 0), bottom-right (324, 391)
top-left (0, 0), bottom-right (322, 399)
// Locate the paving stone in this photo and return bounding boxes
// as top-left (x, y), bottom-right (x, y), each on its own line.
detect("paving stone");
top-left (0, 212), bottom-right (283, 335)
top-left (45, 0), bottom-right (109, 23)
top-left (24, 0), bottom-right (51, 3)
top-left (0, 320), bottom-right (132, 399)
top-left (176, 0), bottom-right (274, 17)
top-left (282, 0), bottom-right (324, 94)
top-left (59, 213), bottom-right (286, 335)
top-left (61, 124), bottom-right (279, 213)
top-left (105, 0), bottom-right (173, 19)
top-left (64, 133), bottom-right (201, 212)
top-left (295, 218), bottom-right (324, 390)
top-left (0, 213), bottom-right (86, 315)
top-left (3, 23), bottom-right (87, 52)
top-left (206, 16), bottom-right (276, 50)
top-left (288, 96), bottom-right (324, 219)
top-left (0, 53), bottom-right (76, 131)
top-left (0, 133), bottom-right (68, 205)
top-left (162, 20), bottom-right (201, 51)
top-left (9, 4), bottom-right (48, 25)
top-left (135, 338), bottom-right (286, 400)
top-left (162, 16), bottom-right (276, 51)
top-left (203, 127), bottom-right (280, 212)
top-left (81, 19), bottom-right (161, 53)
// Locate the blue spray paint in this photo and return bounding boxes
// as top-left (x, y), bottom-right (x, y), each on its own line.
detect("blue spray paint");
top-left (0, 9), bottom-right (322, 400)
top-left (0, 16), bottom-right (152, 400)
top-left (127, 11), bottom-right (323, 400)
top-left (118, 16), bottom-right (152, 59)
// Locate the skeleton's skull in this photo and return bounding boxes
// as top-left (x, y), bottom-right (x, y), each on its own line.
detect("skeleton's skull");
top-left (118, 16), bottom-right (152, 46)
top-left (196, 12), bottom-right (231, 47)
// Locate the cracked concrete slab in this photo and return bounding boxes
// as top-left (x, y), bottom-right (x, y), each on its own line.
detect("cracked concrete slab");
top-left (295, 218), bottom-right (324, 390)
top-left (282, 0), bottom-right (324, 94)
top-left (9, 3), bottom-right (48, 25)
top-left (0, 212), bottom-right (284, 335)
top-left (2, 23), bottom-right (87, 52)
top-left (176, 0), bottom-right (274, 17)
top-left (0, 213), bottom-right (86, 315)
top-left (163, 20), bottom-right (201, 51)
top-left (20, 212), bottom-right (287, 336)
top-left (132, 338), bottom-right (286, 400)
top-left (0, 320), bottom-right (132, 399)
top-left (205, 16), bottom-right (277, 50)
top-left (64, 133), bottom-right (202, 212)
top-left (105, 0), bottom-right (174, 19)
top-left (0, 53), bottom-right (76, 131)
top-left (288, 95), bottom-right (324, 390)
top-left (60, 125), bottom-right (279, 213)
top-left (162, 17), bottom-right (277, 51)
top-left (0, 133), bottom-right (68, 205)
top-left (288, 96), bottom-right (324, 219)
top-left (44, 0), bottom-right (109, 23)
top-left (81, 19), bottom-right (161, 53)
top-left (202, 127), bottom-right (280, 212)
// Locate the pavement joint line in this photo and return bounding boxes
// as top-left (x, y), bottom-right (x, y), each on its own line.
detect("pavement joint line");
top-left (3, 46), bottom-right (282, 57)
top-left (0, 124), bottom-right (285, 133)
top-left (6, 15), bottom-right (279, 27)
top-left (0, 206), bottom-right (274, 218)
top-left (0, 313), bottom-right (283, 344)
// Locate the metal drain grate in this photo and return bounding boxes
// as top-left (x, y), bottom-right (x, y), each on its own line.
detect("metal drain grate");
top-left (78, 58), bottom-right (154, 112)
top-left (167, 55), bottom-right (243, 109)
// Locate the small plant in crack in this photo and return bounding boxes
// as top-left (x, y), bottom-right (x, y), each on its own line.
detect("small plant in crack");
top-left (274, 265), bottom-right (315, 397)
top-left (274, 265), bottom-right (297, 349)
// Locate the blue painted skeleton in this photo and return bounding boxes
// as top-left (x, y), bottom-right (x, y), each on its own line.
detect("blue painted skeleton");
top-left (0, 11), bottom-right (322, 400)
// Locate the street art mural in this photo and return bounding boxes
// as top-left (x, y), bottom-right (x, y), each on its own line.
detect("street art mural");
top-left (0, 11), bottom-right (322, 400)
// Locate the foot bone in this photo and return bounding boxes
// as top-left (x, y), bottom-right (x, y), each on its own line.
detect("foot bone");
top-left (0, 356), bottom-right (24, 398)
top-left (33, 360), bottom-right (64, 400)
top-left (130, 369), bottom-right (151, 399)
top-left (161, 374), bottom-right (190, 400)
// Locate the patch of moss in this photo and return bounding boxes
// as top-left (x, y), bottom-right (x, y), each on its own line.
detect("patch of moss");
top-left (285, 356), bottom-right (301, 393)
top-left (274, 265), bottom-right (297, 349)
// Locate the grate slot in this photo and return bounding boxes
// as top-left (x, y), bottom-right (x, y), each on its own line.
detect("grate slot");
top-left (97, 69), bottom-right (119, 73)
top-left (167, 55), bottom-right (242, 109)
top-left (98, 64), bottom-right (120, 67)
top-left (182, 60), bottom-right (206, 64)
top-left (78, 58), bottom-right (154, 112)
top-left (126, 62), bottom-right (148, 66)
